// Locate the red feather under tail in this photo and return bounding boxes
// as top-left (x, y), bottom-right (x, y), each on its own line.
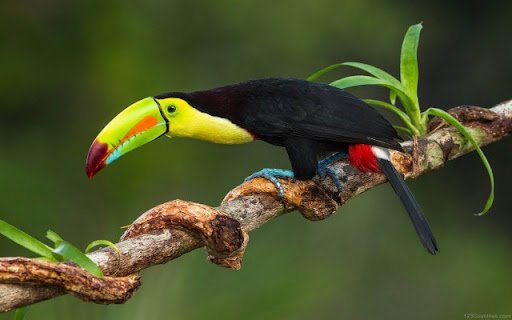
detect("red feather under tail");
top-left (348, 144), bottom-right (381, 173)
top-left (348, 143), bottom-right (438, 254)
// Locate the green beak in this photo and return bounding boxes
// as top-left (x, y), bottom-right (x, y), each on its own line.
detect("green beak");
top-left (85, 97), bottom-right (168, 178)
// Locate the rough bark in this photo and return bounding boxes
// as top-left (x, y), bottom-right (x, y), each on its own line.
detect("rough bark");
top-left (0, 101), bottom-right (511, 313)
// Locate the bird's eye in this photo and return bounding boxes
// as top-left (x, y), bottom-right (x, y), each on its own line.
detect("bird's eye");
top-left (167, 105), bottom-right (177, 113)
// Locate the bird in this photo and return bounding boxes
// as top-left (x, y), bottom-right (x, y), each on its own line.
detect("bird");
top-left (85, 78), bottom-right (438, 254)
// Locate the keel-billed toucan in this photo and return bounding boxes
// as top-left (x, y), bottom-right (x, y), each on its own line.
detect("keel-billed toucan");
top-left (86, 78), bottom-right (438, 254)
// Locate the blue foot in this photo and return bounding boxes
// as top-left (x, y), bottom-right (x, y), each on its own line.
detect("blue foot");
top-left (244, 168), bottom-right (295, 199)
top-left (317, 152), bottom-right (347, 191)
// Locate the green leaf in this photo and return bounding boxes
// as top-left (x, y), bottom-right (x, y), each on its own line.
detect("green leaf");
top-left (341, 62), bottom-right (404, 89)
top-left (364, 99), bottom-right (419, 136)
top-left (400, 23), bottom-right (422, 107)
top-left (46, 230), bottom-right (63, 244)
top-left (0, 220), bottom-right (56, 260)
top-left (46, 230), bottom-right (103, 276)
top-left (52, 240), bottom-right (103, 277)
top-left (308, 62), bottom-right (404, 88)
top-left (393, 125), bottom-right (412, 136)
top-left (15, 307), bottom-right (26, 320)
top-left (307, 63), bottom-right (346, 81)
top-left (85, 239), bottom-right (120, 255)
top-left (307, 62), bottom-right (408, 115)
top-left (389, 91), bottom-right (397, 105)
top-left (330, 75), bottom-right (417, 115)
top-left (0, 222), bottom-right (104, 277)
top-left (425, 108), bottom-right (494, 215)
top-left (306, 24), bottom-right (429, 135)
top-left (330, 74), bottom-right (387, 89)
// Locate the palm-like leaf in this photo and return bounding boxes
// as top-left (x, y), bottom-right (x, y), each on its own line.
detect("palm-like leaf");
top-left (307, 23), bottom-right (495, 214)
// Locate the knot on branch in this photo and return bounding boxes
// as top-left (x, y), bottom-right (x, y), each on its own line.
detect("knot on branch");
top-left (121, 200), bottom-right (248, 270)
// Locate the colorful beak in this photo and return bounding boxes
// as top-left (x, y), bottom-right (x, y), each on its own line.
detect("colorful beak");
top-left (86, 97), bottom-right (168, 178)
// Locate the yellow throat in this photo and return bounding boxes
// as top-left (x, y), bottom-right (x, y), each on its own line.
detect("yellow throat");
top-left (158, 98), bottom-right (255, 144)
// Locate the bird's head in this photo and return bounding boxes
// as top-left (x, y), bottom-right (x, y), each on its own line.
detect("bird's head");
top-left (85, 94), bottom-right (253, 178)
top-left (85, 96), bottom-right (187, 178)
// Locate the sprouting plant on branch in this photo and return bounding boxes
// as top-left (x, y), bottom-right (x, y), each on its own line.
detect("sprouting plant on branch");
top-left (0, 219), bottom-right (118, 277)
top-left (307, 23), bottom-right (494, 215)
top-left (0, 219), bottom-right (118, 319)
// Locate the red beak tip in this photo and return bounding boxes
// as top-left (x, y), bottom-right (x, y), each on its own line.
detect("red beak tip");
top-left (86, 169), bottom-right (96, 179)
top-left (85, 139), bottom-right (108, 180)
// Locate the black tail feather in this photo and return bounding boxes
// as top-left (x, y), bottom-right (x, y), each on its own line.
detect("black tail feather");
top-left (377, 158), bottom-right (439, 255)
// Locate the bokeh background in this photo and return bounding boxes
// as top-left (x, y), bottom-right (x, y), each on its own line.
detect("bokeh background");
top-left (1, 0), bottom-right (511, 319)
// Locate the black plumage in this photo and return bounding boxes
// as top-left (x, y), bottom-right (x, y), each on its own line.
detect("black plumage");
top-left (157, 78), bottom-right (402, 179)
top-left (158, 78), bottom-right (439, 254)
top-left (377, 157), bottom-right (438, 254)
top-left (148, 78), bottom-right (440, 254)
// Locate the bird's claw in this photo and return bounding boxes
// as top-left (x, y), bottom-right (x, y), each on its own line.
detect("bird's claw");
top-left (245, 151), bottom-right (347, 198)
top-left (317, 151), bottom-right (347, 192)
top-left (244, 168), bottom-right (295, 199)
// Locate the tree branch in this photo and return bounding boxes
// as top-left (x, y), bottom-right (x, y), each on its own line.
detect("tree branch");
top-left (1, 101), bottom-right (511, 313)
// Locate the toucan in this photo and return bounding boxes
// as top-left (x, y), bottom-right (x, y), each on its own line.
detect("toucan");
top-left (85, 78), bottom-right (438, 254)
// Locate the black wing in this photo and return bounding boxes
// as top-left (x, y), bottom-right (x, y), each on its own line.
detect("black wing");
top-left (237, 79), bottom-right (401, 150)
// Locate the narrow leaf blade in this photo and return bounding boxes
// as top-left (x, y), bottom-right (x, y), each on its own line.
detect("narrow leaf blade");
top-left (330, 75), bottom-right (417, 117)
top-left (85, 239), bottom-right (120, 255)
top-left (330, 75), bottom-right (387, 89)
top-left (15, 308), bottom-right (26, 320)
top-left (393, 125), bottom-right (412, 135)
top-left (364, 99), bottom-right (419, 136)
top-left (0, 219), bottom-right (55, 260)
top-left (307, 63), bottom-right (345, 81)
top-left (342, 62), bottom-right (403, 89)
top-left (307, 61), bottom-right (404, 90)
top-left (46, 230), bottom-right (64, 244)
top-left (400, 23), bottom-right (422, 104)
top-left (426, 108), bottom-right (494, 215)
top-left (53, 241), bottom-right (103, 277)
top-left (389, 91), bottom-right (397, 105)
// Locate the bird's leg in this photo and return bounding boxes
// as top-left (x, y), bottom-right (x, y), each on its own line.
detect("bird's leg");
top-left (244, 168), bottom-right (295, 199)
top-left (245, 151), bottom-right (348, 199)
top-left (317, 151), bottom-right (347, 191)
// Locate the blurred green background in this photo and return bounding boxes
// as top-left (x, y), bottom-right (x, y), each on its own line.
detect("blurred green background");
top-left (1, 0), bottom-right (511, 319)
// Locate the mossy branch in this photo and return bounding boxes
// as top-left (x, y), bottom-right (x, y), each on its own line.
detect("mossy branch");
top-left (0, 100), bottom-right (511, 313)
